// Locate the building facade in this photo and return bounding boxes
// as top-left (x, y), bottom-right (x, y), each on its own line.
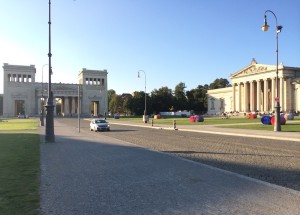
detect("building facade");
top-left (2, 63), bottom-right (108, 118)
top-left (207, 59), bottom-right (300, 115)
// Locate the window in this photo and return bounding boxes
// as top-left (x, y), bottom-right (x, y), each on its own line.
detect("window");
top-left (210, 98), bottom-right (215, 110)
top-left (220, 99), bottom-right (224, 109)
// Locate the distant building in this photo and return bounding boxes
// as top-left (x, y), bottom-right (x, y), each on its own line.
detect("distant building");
top-left (207, 59), bottom-right (300, 115)
top-left (1, 63), bottom-right (108, 117)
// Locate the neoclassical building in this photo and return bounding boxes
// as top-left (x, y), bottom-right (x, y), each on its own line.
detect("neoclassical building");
top-left (207, 59), bottom-right (300, 115)
top-left (2, 63), bottom-right (108, 117)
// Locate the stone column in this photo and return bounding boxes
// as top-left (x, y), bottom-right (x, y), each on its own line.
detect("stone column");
top-left (64, 96), bottom-right (69, 116)
top-left (263, 79), bottom-right (269, 112)
top-left (232, 84), bottom-right (236, 112)
top-left (71, 97), bottom-right (75, 115)
top-left (256, 80), bottom-right (261, 112)
top-left (37, 97), bottom-right (41, 114)
top-left (296, 87), bottom-right (300, 112)
top-left (94, 102), bottom-right (98, 116)
top-left (280, 77), bottom-right (284, 112)
top-left (244, 82), bottom-right (249, 112)
top-left (53, 97), bottom-right (57, 116)
top-left (250, 81), bottom-right (255, 112)
top-left (271, 78), bottom-right (275, 112)
top-left (238, 83), bottom-right (242, 112)
top-left (284, 77), bottom-right (291, 112)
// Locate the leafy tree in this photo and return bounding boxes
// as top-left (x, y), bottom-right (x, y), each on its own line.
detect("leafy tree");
top-left (151, 87), bottom-right (174, 113)
top-left (209, 78), bottom-right (231, 89)
top-left (174, 82), bottom-right (187, 111)
top-left (127, 91), bottom-right (147, 115)
top-left (107, 89), bottom-right (116, 113)
top-left (109, 94), bottom-right (122, 114)
top-left (122, 94), bottom-right (132, 116)
top-left (186, 84), bottom-right (208, 114)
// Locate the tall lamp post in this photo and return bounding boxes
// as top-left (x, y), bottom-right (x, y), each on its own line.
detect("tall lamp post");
top-left (138, 70), bottom-right (147, 123)
top-left (45, 0), bottom-right (55, 142)
top-left (262, 10), bottom-right (282, 132)
top-left (40, 64), bottom-right (48, 126)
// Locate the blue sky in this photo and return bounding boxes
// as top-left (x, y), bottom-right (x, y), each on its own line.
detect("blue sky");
top-left (0, 0), bottom-right (299, 94)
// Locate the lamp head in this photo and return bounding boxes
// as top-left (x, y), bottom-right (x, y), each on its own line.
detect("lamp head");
top-left (138, 71), bottom-right (140, 78)
top-left (262, 15), bottom-right (269, 32)
top-left (277, 25), bottom-right (283, 33)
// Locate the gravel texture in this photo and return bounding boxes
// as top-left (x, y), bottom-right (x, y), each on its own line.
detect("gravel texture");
top-left (93, 120), bottom-right (300, 191)
top-left (40, 118), bottom-right (300, 215)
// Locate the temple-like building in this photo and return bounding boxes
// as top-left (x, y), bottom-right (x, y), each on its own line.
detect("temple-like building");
top-left (207, 59), bottom-right (300, 115)
top-left (1, 63), bottom-right (108, 118)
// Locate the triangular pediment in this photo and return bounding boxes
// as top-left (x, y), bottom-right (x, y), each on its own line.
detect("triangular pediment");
top-left (230, 64), bottom-right (276, 79)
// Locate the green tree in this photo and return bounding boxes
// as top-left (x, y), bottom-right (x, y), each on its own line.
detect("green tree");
top-left (151, 87), bottom-right (174, 113)
top-left (186, 84), bottom-right (208, 114)
top-left (129, 91), bottom-right (147, 115)
top-left (109, 94), bottom-right (123, 114)
top-left (107, 89), bottom-right (116, 113)
top-left (174, 82), bottom-right (187, 111)
top-left (209, 78), bottom-right (231, 89)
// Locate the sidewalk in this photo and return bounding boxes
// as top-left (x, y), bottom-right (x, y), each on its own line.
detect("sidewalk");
top-left (109, 120), bottom-right (300, 142)
top-left (40, 119), bottom-right (300, 215)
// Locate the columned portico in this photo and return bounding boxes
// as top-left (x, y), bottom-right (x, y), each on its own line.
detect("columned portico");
top-left (207, 59), bottom-right (300, 115)
top-left (232, 84), bottom-right (236, 112)
top-left (257, 80), bottom-right (262, 112)
top-left (2, 64), bottom-right (108, 118)
top-left (280, 77), bottom-right (284, 112)
top-left (244, 82), bottom-right (249, 112)
top-left (71, 97), bottom-right (75, 115)
top-left (263, 79), bottom-right (269, 112)
top-left (238, 83), bottom-right (242, 111)
top-left (250, 81), bottom-right (255, 112)
top-left (53, 96), bottom-right (57, 116)
top-left (271, 78), bottom-right (275, 111)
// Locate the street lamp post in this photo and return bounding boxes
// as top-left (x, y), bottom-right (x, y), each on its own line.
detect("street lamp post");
top-left (138, 70), bottom-right (147, 123)
top-left (40, 64), bottom-right (48, 126)
top-left (45, 0), bottom-right (55, 142)
top-left (262, 10), bottom-right (282, 132)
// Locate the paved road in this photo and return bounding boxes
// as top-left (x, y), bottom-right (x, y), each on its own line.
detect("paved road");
top-left (40, 118), bottom-right (300, 214)
top-left (60, 118), bottom-right (300, 191)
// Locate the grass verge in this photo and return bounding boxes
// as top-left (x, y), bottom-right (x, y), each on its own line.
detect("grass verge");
top-left (109, 115), bottom-right (300, 131)
top-left (217, 122), bottom-right (300, 132)
top-left (108, 116), bottom-right (262, 125)
top-left (0, 118), bottom-right (39, 130)
top-left (0, 119), bottom-right (40, 215)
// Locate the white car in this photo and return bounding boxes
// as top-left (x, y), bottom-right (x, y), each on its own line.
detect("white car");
top-left (90, 119), bottom-right (110, 132)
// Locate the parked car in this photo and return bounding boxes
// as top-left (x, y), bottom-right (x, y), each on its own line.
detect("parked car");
top-left (90, 119), bottom-right (110, 132)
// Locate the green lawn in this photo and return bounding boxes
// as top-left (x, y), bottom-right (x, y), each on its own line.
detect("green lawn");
top-left (109, 116), bottom-right (262, 125)
top-left (0, 118), bottom-right (40, 215)
top-left (0, 118), bottom-right (39, 130)
top-left (109, 115), bottom-right (300, 131)
top-left (218, 121), bottom-right (300, 132)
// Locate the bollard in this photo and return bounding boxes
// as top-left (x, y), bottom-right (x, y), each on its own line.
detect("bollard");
top-left (151, 119), bottom-right (154, 127)
top-left (173, 119), bottom-right (176, 130)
